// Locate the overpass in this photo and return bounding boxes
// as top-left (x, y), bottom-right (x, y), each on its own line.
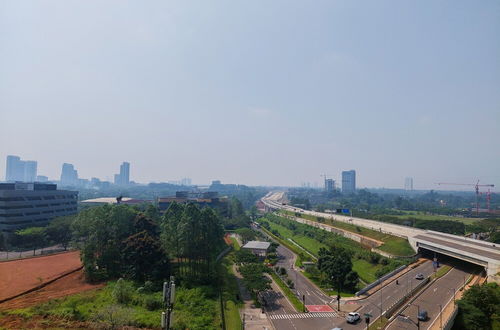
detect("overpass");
top-left (262, 192), bottom-right (500, 277)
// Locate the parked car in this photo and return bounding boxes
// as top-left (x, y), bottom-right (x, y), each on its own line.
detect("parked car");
top-left (346, 312), bottom-right (360, 323)
top-left (415, 273), bottom-right (424, 280)
top-left (418, 310), bottom-right (428, 321)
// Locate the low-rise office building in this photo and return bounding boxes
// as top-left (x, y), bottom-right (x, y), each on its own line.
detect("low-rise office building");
top-left (242, 241), bottom-right (271, 257)
top-left (0, 183), bottom-right (78, 235)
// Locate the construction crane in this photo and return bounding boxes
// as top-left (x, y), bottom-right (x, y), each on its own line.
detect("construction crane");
top-left (436, 181), bottom-right (495, 215)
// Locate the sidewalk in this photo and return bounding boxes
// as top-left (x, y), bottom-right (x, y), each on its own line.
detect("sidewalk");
top-left (233, 264), bottom-right (274, 330)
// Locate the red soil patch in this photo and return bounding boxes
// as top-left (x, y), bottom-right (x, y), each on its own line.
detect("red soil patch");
top-left (0, 251), bottom-right (81, 301)
top-left (0, 269), bottom-right (104, 310)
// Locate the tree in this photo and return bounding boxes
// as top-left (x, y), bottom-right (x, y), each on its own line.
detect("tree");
top-left (15, 227), bottom-right (46, 255)
top-left (455, 283), bottom-right (500, 330)
top-left (318, 246), bottom-right (358, 295)
top-left (235, 228), bottom-right (256, 244)
top-left (46, 216), bottom-right (74, 250)
top-left (122, 214), bottom-right (170, 282)
top-left (238, 263), bottom-right (271, 295)
top-left (72, 204), bottom-right (137, 281)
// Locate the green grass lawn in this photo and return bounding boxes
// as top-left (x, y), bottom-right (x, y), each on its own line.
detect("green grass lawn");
top-left (230, 237), bottom-right (240, 250)
top-left (376, 237), bottom-right (415, 256)
top-left (352, 259), bottom-right (383, 284)
top-left (220, 257), bottom-right (242, 330)
top-left (270, 272), bottom-right (304, 312)
top-left (261, 216), bottom-right (389, 285)
top-left (393, 211), bottom-right (479, 225)
top-left (281, 210), bottom-right (415, 257)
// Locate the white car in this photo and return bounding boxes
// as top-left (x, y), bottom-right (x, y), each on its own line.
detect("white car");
top-left (415, 273), bottom-right (424, 280)
top-left (346, 312), bottom-right (360, 324)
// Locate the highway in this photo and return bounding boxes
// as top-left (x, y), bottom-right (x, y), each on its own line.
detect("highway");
top-left (259, 192), bottom-right (477, 329)
top-left (387, 266), bottom-right (470, 330)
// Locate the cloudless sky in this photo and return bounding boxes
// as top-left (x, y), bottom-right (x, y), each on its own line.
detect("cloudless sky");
top-left (1, 0), bottom-right (499, 189)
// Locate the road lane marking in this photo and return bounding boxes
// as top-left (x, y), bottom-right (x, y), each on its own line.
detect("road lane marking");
top-left (269, 312), bottom-right (338, 319)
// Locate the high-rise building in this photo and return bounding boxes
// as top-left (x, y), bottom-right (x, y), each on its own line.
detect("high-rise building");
top-left (60, 163), bottom-right (78, 186)
top-left (404, 177), bottom-right (414, 191)
top-left (23, 160), bottom-right (37, 182)
top-left (5, 156), bottom-right (37, 182)
top-left (6, 155), bottom-right (22, 181)
top-left (324, 178), bottom-right (335, 192)
top-left (342, 170), bottom-right (356, 193)
top-left (120, 162), bottom-right (130, 185)
top-left (114, 162), bottom-right (130, 185)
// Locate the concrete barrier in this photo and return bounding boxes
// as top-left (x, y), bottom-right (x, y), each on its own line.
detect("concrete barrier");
top-left (355, 265), bottom-right (407, 296)
top-left (385, 277), bottom-right (430, 319)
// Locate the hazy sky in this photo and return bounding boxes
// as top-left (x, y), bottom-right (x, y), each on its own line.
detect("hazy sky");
top-left (1, 1), bottom-right (499, 189)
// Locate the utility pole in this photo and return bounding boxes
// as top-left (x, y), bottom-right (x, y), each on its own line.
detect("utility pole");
top-left (162, 276), bottom-right (176, 330)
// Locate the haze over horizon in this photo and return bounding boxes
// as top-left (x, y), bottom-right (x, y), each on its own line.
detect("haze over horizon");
top-left (1, 1), bottom-right (499, 189)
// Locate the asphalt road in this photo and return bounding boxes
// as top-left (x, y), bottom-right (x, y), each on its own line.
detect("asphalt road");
top-left (387, 266), bottom-right (470, 330)
top-left (335, 260), bottom-right (435, 329)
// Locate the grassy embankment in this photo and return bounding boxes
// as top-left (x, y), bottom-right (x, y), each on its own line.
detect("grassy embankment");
top-left (394, 211), bottom-right (479, 225)
top-left (260, 215), bottom-right (406, 296)
top-left (281, 210), bottom-right (415, 257)
top-left (263, 218), bottom-right (384, 283)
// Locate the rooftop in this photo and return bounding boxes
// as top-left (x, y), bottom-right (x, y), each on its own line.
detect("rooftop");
top-left (242, 241), bottom-right (271, 250)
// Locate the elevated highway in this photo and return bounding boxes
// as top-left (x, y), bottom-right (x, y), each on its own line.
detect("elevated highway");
top-left (262, 192), bottom-right (500, 277)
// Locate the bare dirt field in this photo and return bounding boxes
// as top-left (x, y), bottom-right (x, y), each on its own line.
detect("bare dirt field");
top-left (0, 251), bottom-right (82, 302)
top-left (0, 269), bottom-right (104, 310)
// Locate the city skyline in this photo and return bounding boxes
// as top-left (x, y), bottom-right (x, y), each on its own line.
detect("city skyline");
top-left (1, 1), bottom-right (499, 189)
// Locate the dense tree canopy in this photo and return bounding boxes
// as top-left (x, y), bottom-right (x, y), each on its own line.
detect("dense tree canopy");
top-left (455, 283), bottom-right (500, 330)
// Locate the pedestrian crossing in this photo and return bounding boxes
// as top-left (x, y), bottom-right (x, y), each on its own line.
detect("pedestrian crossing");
top-left (269, 312), bottom-right (338, 320)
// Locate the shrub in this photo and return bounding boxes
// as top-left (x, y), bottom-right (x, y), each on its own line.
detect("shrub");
top-left (112, 279), bottom-right (135, 305)
top-left (143, 295), bottom-right (163, 311)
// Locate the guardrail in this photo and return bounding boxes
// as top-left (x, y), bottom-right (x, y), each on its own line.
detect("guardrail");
top-left (355, 265), bottom-right (407, 296)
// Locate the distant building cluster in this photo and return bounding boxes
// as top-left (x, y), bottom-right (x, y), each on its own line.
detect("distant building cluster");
top-left (3, 155), bottom-right (136, 189)
top-left (5, 155), bottom-right (37, 182)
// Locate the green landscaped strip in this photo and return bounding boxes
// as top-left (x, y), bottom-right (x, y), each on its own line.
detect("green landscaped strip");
top-left (221, 253), bottom-right (243, 329)
top-left (262, 215), bottom-right (385, 292)
top-left (394, 211), bottom-right (479, 225)
top-left (432, 265), bottom-right (452, 279)
top-left (376, 237), bottom-right (415, 256)
top-left (259, 226), bottom-right (312, 262)
top-left (280, 210), bottom-right (414, 257)
top-left (301, 271), bottom-right (355, 297)
top-left (270, 272), bottom-right (304, 312)
top-left (230, 237), bottom-right (240, 250)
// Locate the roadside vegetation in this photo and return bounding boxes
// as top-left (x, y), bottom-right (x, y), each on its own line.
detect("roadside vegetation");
top-left (454, 282), bottom-right (500, 330)
top-left (1, 198), bottom-right (257, 329)
top-left (280, 210), bottom-right (415, 256)
top-left (258, 214), bottom-right (406, 294)
top-left (287, 188), bottom-right (500, 239)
